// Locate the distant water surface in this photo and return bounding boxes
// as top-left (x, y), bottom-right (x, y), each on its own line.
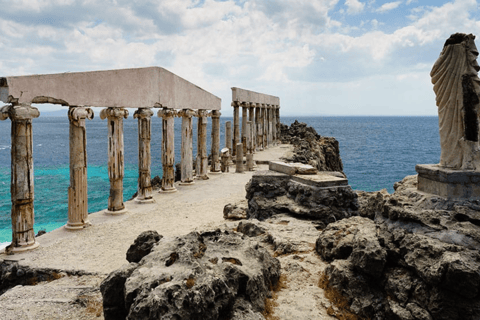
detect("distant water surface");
top-left (0, 115), bottom-right (440, 244)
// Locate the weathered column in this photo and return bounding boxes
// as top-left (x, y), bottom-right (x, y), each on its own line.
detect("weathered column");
top-left (158, 108), bottom-right (177, 192)
top-left (257, 104), bottom-right (264, 151)
top-left (248, 103), bottom-right (256, 153)
top-left (276, 106), bottom-right (280, 142)
top-left (66, 106), bottom-right (94, 230)
top-left (263, 104), bottom-right (268, 149)
top-left (241, 103), bottom-right (248, 154)
top-left (100, 107), bottom-right (129, 214)
top-left (133, 108), bottom-right (154, 202)
top-left (246, 121), bottom-right (254, 171)
top-left (210, 110), bottom-right (221, 173)
top-left (178, 109), bottom-right (195, 185)
top-left (254, 104), bottom-right (260, 151)
top-left (0, 104), bottom-right (40, 252)
top-left (267, 105), bottom-right (273, 147)
top-left (272, 105), bottom-right (277, 146)
top-left (232, 102), bottom-right (240, 157)
top-left (196, 110), bottom-right (209, 180)
top-left (235, 143), bottom-right (244, 173)
top-left (225, 121), bottom-right (232, 163)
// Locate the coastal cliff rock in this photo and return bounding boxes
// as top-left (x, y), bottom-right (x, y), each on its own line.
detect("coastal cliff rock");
top-left (101, 229), bottom-right (280, 320)
top-left (279, 120), bottom-right (344, 174)
top-left (316, 175), bottom-right (480, 320)
top-left (245, 171), bottom-right (358, 226)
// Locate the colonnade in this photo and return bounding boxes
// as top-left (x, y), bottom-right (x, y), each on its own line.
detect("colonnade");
top-left (228, 87), bottom-right (280, 171)
top-left (0, 67), bottom-right (222, 252)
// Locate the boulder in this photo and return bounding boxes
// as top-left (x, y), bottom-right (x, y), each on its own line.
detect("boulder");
top-left (223, 203), bottom-right (248, 220)
top-left (101, 229), bottom-right (281, 320)
top-left (126, 230), bottom-right (163, 263)
top-left (315, 175), bottom-right (480, 319)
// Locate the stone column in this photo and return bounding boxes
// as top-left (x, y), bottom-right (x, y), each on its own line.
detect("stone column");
top-left (272, 106), bottom-right (277, 146)
top-left (276, 106), bottom-right (280, 142)
top-left (133, 108), bottom-right (154, 202)
top-left (100, 107), bottom-right (129, 214)
top-left (178, 109), bottom-right (196, 185)
top-left (246, 121), bottom-right (254, 171)
top-left (66, 106), bottom-right (94, 230)
top-left (257, 104), bottom-right (264, 151)
top-left (158, 108), bottom-right (177, 192)
top-left (210, 110), bottom-right (221, 173)
top-left (225, 121), bottom-right (232, 163)
top-left (254, 104), bottom-right (260, 151)
top-left (0, 104), bottom-right (40, 252)
top-left (267, 105), bottom-right (272, 147)
top-left (263, 104), bottom-right (268, 149)
top-left (235, 143), bottom-right (244, 173)
top-left (232, 102), bottom-right (240, 157)
top-left (248, 104), bottom-right (256, 153)
top-left (196, 109), bottom-right (209, 180)
top-left (241, 103), bottom-right (248, 154)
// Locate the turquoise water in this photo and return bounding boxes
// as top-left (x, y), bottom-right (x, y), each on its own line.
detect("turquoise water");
top-left (0, 115), bottom-right (440, 245)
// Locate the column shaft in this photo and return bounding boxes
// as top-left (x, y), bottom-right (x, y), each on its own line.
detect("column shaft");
top-left (179, 109), bottom-right (195, 185)
top-left (225, 121), bottom-right (232, 161)
top-left (196, 110), bottom-right (209, 179)
top-left (211, 110), bottom-right (221, 172)
top-left (158, 108), bottom-right (177, 192)
top-left (241, 104), bottom-right (247, 154)
top-left (235, 143), bottom-right (244, 173)
top-left (100, 107), bottom-right (129, 214)
top-left (272, 106), bottom-right (277, 145)
top-left (246, 121), bottom-right (254, 171)
top-left (263, 105), bottom-right (268, 149)
top-left (67, 107), bottom-right (93, 229)
top-left (0, 104), bottom-right (40, 252)
top-left (232, 102), bottom-right (240, 157)
top-left (134, 108), bottom-right (154, 201)
top-left (248, 105), bottom-right (255, 153)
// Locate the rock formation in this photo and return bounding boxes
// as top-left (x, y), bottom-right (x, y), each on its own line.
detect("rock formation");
top-left (279, 120), bottom-right (344, 174)
top-left (101, 229), bottom-right (281, 320)
top-left (245, 171), bottom-right (358, 227)
top-left (316, 175), bottom-right (480, 320)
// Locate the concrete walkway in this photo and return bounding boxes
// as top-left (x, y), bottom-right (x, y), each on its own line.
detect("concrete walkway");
top-left (1, 144), bottom-right (293, 275)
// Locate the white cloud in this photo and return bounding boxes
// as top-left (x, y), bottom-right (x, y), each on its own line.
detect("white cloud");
top-left (376, 1), bottom-right (402, 13)
top-left (345, 0), bottom-right (365, 14)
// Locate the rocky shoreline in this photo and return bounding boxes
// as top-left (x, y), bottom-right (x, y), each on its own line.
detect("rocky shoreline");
top-left (2, 121), bottom-right (478, 320)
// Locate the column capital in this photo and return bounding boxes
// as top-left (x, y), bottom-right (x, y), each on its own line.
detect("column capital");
top-left (100, 107), bottom-right (129, 120)
top-left (157, 108), bottom-right (177, 118)
top-left (196, 109), bottom-right (210, 118)
top-left (231, 101), bottom-right (240, 107)
top-left (69, 106), bottom-right (94, 126)
top-left (0, 104), bottom-right (40, 121)
top-left (177, 109), bottom-right (196, 118)
top-left (211, 110), bottom-right (221, 118)
top-left (133, 107), bottom-right (154, 120)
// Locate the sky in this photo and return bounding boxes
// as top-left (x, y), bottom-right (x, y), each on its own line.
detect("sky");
top-left (0, 0), bottom-right (480, 116)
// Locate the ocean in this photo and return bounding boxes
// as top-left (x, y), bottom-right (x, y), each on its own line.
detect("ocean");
top-left (0, 115), bottom-right (440, 246)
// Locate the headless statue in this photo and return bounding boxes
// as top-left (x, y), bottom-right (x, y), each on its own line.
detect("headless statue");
top-left (431, 33), bottom-right (480, 170)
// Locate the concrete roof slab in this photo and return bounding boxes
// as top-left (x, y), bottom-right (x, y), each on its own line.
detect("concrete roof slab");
top-left (0, 67), bottom-right (221, 110)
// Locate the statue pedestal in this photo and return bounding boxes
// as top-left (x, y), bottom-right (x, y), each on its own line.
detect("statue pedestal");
top-left (416, 164), bottom-right (480, 199)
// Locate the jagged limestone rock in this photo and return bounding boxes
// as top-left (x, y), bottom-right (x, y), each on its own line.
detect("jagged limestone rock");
top-left (101, 229), bottom-right (280, 320)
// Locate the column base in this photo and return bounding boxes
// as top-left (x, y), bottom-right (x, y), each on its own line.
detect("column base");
top-left (105, 207), bottom-right (128, 215)
top-left (195, 175), bottom-right (210, 180)
top-left (3, 241), bottom-right (40, 254)
top-left (159, 187), bottom-right (177, 193)
top-left (135, 197), bottom-right (155, 204)
top-left (209, 171), bottom-right (222, 175)
top-left (65, 220), bottom-right (92, 230)
top-left (179, 181), bottom-right (195, 186)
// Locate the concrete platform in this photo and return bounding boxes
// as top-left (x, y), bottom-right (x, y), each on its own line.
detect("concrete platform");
top-left (416, 164), bottom-right (480, 199)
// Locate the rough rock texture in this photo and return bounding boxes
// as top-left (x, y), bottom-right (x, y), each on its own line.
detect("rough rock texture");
top-left (101, 229), bottom-right (281, 320)
top-left (0, 260), bottom-right (92, 296)
top-left (279, 121), bottom-right (344, 174)
top-left (246, 172), bottom-right (358, 226)
top-left (316, 175), bottom-right (480, 320)
top-left (223, 200), bottom-right (248, 220)
top-left (126, 230), bottom-right (163, 263)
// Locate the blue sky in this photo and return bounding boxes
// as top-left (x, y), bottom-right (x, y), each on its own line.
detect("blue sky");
top-left (0, 0), bottom-right (479, 115)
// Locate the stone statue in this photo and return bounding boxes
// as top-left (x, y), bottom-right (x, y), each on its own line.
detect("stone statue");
top-left (431, 33), bottom-right (480, 170)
